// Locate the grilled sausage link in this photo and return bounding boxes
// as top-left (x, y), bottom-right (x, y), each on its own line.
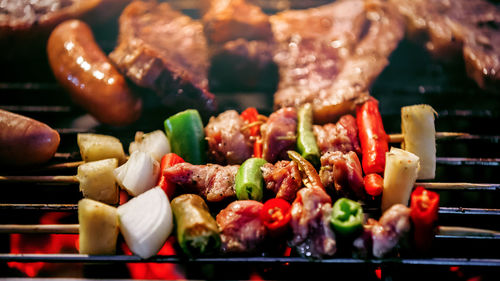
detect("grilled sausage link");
top-left (47, 19), bottom-right (142, 126)
top-left (0, 109), bottom-right (60, 166)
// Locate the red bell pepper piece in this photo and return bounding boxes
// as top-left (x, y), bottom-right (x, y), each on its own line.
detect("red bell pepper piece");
top-left (356, 98), bottom-right (389, 174)
top-left (260, 198), bottom-right (292, 237)
top-left (157, 153), bottom-right (185, 200)
top-left (241, 107), bottom-right (263, 158)
top-left (410, 186), bottom-right (439, 253)
top-left (363, 173), bottom-right (384, 197)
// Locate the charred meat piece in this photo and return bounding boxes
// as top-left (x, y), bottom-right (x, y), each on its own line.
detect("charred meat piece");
top-left (202, 0), bottom-right (273, 44)
top-left (272, 0), bottom-right (404, 123)
top-left (261, 160), bottom-right (303, 203)
top-left (209, 39), bottom-right (278, 92)
top-left (319, 151), bottom-right (365, 200)
top-left (216, 200), bottom-right (267, 253)
top-left (391, 0), bottom-right (500, 92)
top-left (313, 114), bottom-right (361, 155)
top-left (109, 1), bottom-right (216, 115)
top-left (163, 163), bottom-right (238, 202)
top-left (261, 107), bottom-right (297, 163)
top-left (290, 186), bottom-right (336, 258)
top-left (205, 110), bottom-right (253, 165)
top-left (202, 0), bottom-right (278, 91)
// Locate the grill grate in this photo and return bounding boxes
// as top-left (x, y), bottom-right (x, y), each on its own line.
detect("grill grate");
top-left (0, 0), bottom-right (500, 279)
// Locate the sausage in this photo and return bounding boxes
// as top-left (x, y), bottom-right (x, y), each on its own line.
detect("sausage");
top-left (47, 19), bottom-right (142, 126)
top-left (0, 109), bottom-right (60, 166)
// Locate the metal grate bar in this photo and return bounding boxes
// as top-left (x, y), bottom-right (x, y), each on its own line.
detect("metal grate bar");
top-left (0, 254), bottom-right (498, 267)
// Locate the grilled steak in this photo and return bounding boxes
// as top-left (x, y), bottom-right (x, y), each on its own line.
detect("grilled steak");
top-left (202, 0), bottom-right (273, 44)
top-left (261, 160), bottom-right (303, 203)
top-left (313, 114), bottom-right (361, 155)
top-left (109, 1), bottom-right (216, 115)
top-left (205, 110), bottom-right (253, 165)
top-left (163, 163), bottom-right (238, 202)
top-left (202, 0), bottom-right (278, 91)
top-left (319, 151), bottom-right (365, 200)
top-left (272, 0), bottom-right (404, 123)
top-left (216, 200), bottom-right (267, 253)
top-left (290, 186), bottom-right (336, 258)
top-left (391, 0), bottom-right (500, 92)
top-left (261, 107), bottom-right (297, 163)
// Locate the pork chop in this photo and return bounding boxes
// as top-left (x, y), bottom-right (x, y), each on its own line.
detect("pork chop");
top-left (391, 0), bottom-right (500, 93)
top-left (109, 1), bottom-right (216, 115)
top-left (272, 0), bottom-right (405, 123)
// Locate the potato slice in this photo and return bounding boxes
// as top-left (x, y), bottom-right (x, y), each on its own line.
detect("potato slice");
top-left (78, 198), bottom-right (119, 255)
top-left (76, 158), bottom-right (119, 204)
top-left (381, 147), bottom-right (420, 211)
top-left (401, 104), bottom-right (436, 179)
top-left (77, 133), bottom-right (126, 164)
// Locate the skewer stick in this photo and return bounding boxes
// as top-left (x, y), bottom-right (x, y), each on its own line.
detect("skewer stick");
top-left (0, 224), bottom-right (79, 234)
top-left (1, 223), bottom-right (497, 238)
top-left (388, 132), bottom-right (469, 143)
top-left (416, 182), bottom-right (500, 191)
top-left (438, 226), bottom-right (500, 238)
top-left (0, 175), bottom-right (78, 183)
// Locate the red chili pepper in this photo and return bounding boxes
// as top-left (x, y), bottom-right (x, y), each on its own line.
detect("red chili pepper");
top-left (157, 153), bottom-right (185, 200)
top-left (241, 107), bottom-right (263, 158)
top-left (356, 98), bottom-right (389, 174)
top-left (410, 186), bottom-right (439, 253)
top-left (363, 173), bottom-right (384, 197)
top-left (260, 198), bottom-right (292, 237)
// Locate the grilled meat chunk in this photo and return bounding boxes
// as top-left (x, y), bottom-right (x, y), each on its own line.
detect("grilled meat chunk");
top-left (109, 1), bottom-right (216, 115)
top-left (290, 186), bottom-right (336, 258)
top-left (261, 160), bottom-right (303, 203)
top-left (163, 163), bottom-right (238, 202)
top-left (202, 0), bottom-right (273, 44)
top-left (205, 110), bottom-right (253, 165)
top-left (209, 39), bottom-right (278, 91)
top-left (391, 0), bottom-right (500, 93)
top-left (261, 107), bottom-right (297, 163)
top-left (319, 151), bottom-right (365, 200)
top-left (313, 114), bottom-right (361, 155)
top-left (202, 0), bottom-right (278, 91)
top-left (216, 200), bottom-right (267, 253)
top-left (368, 204), bottom-right (411, 258)
top-left (272, 0), bottom-right (404, 123)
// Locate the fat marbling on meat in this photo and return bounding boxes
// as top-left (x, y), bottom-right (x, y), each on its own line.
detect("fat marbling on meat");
top-left (109, 1), bottom-right (216, 115)
top-left (205, 110), bottom-right (253, 165)
top-left (319, 151), bottom-right (365, 200)
top-left (163, 163), bottom-right (238, 202)
top-left (261, 160), bottom-right (303, 203)
top-left (271, 0), bottom-right (404, 123)
top-left (313, 114), bottom-right (361, 155)
top-left (391, 0), bottom-right (500, 93)
top-left (290, 186), bottom-right (336, 258)
top-left (216, 200), bottom-right (267, 253)
top-left (261, 107), bottom-right (297, 163)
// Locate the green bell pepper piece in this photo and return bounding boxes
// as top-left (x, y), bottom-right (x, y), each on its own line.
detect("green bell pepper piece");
top-left (171, 194), bottom-right (221, 256)
top-left (297, 103), bottom-right (320, 168)
top-left (164, 109), bottom-right (206, 164)
top-left (330, 198), bottom-right (364, 236)
top-left (235, 157), bottom-right (268, 201)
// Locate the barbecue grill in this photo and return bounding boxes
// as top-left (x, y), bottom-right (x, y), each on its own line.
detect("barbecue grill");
top-left (0, 0), bottom-right (499, 280)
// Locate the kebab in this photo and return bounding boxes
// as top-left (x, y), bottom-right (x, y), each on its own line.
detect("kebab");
top-left (2, 107), bottom-right (499, 260)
